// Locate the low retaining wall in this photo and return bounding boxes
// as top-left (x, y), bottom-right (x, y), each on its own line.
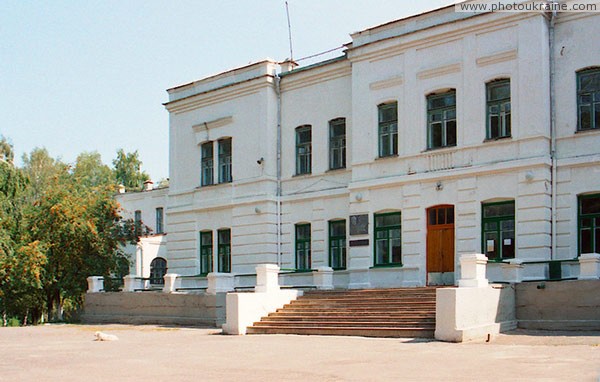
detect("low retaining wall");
top-left (516, 279), bottom-right (600, 330)
top-left (435, 284), bottom-right (516, 342)
top-left (82, 292), bottom-right (226, 327)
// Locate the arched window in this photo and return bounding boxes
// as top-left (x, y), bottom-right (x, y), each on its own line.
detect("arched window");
top-left (149, 257), bottom-right (167, 285)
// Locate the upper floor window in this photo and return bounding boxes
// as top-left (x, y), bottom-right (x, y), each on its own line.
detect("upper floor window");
top-left (155, 207), bottom-right (164, 234)
top-left (329, 118), bottom-right (346, 170)
top-left (134, 210), bottom-right (142, 236)
top-left (374, 212), bottom-right (402, 266)
top-left (482, 201), bottom-right (515, 261)
top-left (577, 68), bottom-right (600, 131)
top-left (201, 141), bottom-right (214, 186)
top-left (296, 125), bottom-right (312, 175)
top-left (486, 80), bottom-right (511, 139)
top-left (218, 138), bottom-right (232, 183)
top-left (378, 102), bottom-right (398, 157)
top-left (427, 91), bottom-right (456, 149)
top-left (579, 194), bottom-right (600, 254)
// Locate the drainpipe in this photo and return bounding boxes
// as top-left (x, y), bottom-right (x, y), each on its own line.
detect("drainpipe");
top-left (549, 6), bottom-right (557, 260)
top-left (275, 75), bottom-right (282, 267)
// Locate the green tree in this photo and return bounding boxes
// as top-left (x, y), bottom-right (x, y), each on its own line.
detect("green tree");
top-left (0, 136), bottom-right (14, 164)
top-left (73, 151), bottom-right (115, 188)
top-left (112, 149), bottom-right (149, 191)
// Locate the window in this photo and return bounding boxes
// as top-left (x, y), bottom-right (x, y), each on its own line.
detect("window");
top-left (200, 231), bottom-right (213, 275)
top-left (329, 118), bottom-right (346, 170)
top-left (155, 207), bottom-right (164, 234)
top-left (329, 220), bottom-right (346, 270)
top-left (295, 224), bottom-right (311, 270)
top-left (217, 229), bottom-right (231, 273)
top-left (296, 125), bottom-right (311, 175)
top-left (577, 68), bottom-right (600, 131)
top-left (486, 80), bottom-right (511, 139)
top-left (134, 210), bottom-right (142, 236)
top-left (579, 194), bottom-right (600, 254)
top-left (378, 102), bottom-right (398, 157)
top-left (201, 141), bottom-right (214, 186)
top-left (374, 212), bottom-right (402, 266)
top-left (149, 257), bottom-right (167, 285)
top-left (482, 201), bottom-right (515, 260)
top-left (427, 91), bottom-right (456, 149)
top-left (218, 138), bottom-right (232, 183)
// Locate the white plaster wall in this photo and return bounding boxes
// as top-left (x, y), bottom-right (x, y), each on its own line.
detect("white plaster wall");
top-left (552, 13), bottom-right (600, 261)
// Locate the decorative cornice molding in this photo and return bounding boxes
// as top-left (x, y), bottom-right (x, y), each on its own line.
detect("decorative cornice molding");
top-left (280, 64), bottom-right (351, 92)
top-left (165, 76), bottom-right (273, 114)
top-left (476, 49), bottom-right (518, 67)
top-left (369, 76), bottom-right (404, 90)
top-left (349, 13), bottom-right (528, 63)
top-left (417, 63), bottom-right (461, 80)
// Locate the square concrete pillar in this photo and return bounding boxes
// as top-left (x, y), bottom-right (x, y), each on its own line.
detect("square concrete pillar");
top-left (578, 253), bottom-right (600, 280)
top-left (207, 272), bottom-right (235, 294)
top-left (255, 264), bottom-right (280, 293)
top-left (162, 273), bottom-right (181, 293)
top-left (501, 259), bottom-right (524, 283)
top-left (458, 254), bottom-right (489, 288)
top-left (313, 266), bottom-right (334, 290)
top-left (86, 276), bottom-right (104, 293)
top-left (123, 275), bottom-right (143, 292)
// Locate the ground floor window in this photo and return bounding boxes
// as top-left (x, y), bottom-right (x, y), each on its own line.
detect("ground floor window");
top-left (482, 201), bottom-right (515, 260)
top-left (374, 212), bottom-right (402, 266)
top-left (149, 257), bottom-right (167, 285)
top-left (295, 224), bottom-right (311, 270)
top-left (217, 229), bottom-right (231, 273)
top-left (200, 231), bottom-right (213, 275)
top-left (579, 194), bottom-right (600, 254)
top-left (329, 220), bottom-right (346, 270)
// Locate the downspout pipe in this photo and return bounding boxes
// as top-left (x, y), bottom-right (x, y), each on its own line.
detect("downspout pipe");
top-left (549, 6), bottom-right (558, 260)
top-left (275, 75), bottom-right (282, 267)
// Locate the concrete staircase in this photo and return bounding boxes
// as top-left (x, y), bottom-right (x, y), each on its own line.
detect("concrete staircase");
top-left (246, 287), bottom-right (437, 338)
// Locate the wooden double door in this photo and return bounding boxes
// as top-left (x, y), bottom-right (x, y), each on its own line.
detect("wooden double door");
top-left (426, 205), bottom-right (455, 285)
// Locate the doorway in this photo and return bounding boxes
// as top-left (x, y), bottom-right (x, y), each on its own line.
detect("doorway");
top-left (426, 205), bottom-right (455, 285)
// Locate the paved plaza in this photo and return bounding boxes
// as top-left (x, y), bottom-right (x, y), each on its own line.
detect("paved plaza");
top-left (1, 324), bottom-right (599, 381)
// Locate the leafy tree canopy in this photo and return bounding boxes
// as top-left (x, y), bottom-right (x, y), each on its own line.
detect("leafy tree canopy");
top-left (112, 149), bottom-right (150, 191)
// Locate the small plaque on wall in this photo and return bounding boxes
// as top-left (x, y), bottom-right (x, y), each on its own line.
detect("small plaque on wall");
top-left (349, 214), bottom-right (369, 235)
top-left (349, 239), bottom-right (369, 247)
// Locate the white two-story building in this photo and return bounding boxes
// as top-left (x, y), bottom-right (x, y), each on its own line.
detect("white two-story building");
top-left (125, 5), bottom-right (600, 289)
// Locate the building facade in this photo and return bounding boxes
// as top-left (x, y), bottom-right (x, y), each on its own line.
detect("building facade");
top-left (127, 6), bottom-right (600, 288)
top-left (116, 184), bottom-right (168, 282)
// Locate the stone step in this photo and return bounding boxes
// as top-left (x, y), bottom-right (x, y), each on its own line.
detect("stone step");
top-left (289, 304), bottom-right (436, 309)
top-left (246, 326), bottom-right (435, 338)
top-left (269, 312), bottom-right (435, 318)
top-left (293, 297), bottom-right (436, 303)
top-left (255, 320), bottom-right (435, 327)
top-left (278, 305), bottom-right (435, 314)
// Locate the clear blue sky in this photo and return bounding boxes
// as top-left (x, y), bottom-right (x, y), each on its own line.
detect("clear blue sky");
top-left (1, 0), bottom-right (452, 181)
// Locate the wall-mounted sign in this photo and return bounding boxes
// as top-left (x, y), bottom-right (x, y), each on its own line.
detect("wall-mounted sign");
top-left (349, 239), bottom-right (369, 247)
top-left (349, 214), bottom-right (369, 235)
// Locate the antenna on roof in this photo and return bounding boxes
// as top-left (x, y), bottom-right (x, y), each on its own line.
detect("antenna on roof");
top-left (285, 1), bottom-right (294, 61)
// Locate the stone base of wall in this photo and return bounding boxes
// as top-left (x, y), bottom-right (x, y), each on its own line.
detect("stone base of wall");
top-left (82, 292), bottom-right (226, 327)
top-left (516, 280), bottom-right (600, 330)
